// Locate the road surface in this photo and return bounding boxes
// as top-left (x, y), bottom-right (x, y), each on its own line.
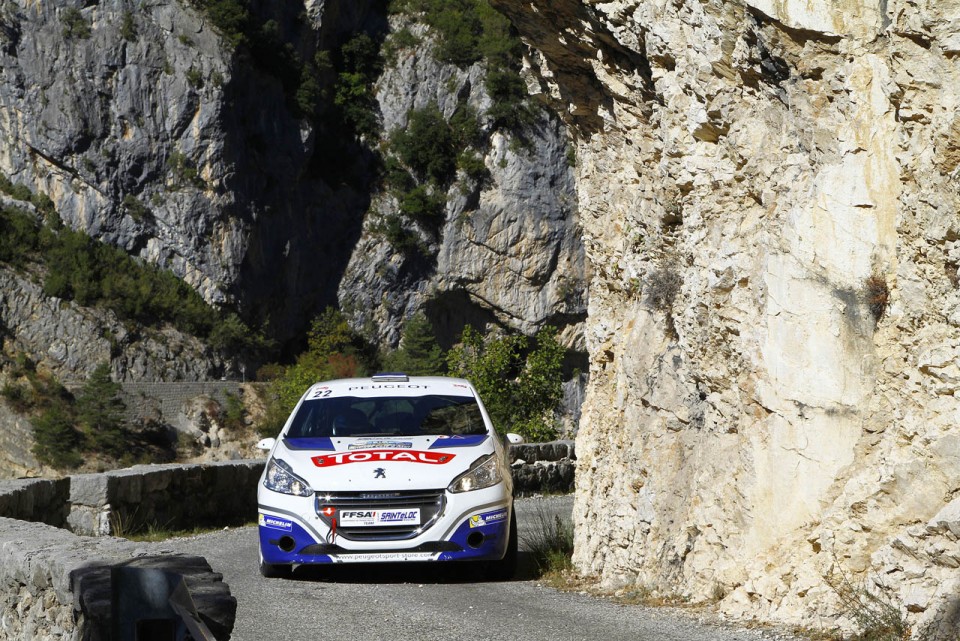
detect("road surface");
top-left (173, 496), bottom-right (798, 641)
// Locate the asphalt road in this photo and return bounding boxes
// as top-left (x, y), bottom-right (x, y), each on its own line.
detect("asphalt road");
top-left (173, 496), bottom-right (798, 641)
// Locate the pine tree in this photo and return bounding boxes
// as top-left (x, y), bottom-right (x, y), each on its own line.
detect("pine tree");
top-left (31, 403), bottom-right (83, 468)
top-left (385, 313), bottom-right (445, 375)
top-left (76, 363), bottom-right (128, 456)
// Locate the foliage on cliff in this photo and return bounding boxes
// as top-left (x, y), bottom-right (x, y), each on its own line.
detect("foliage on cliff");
top-left (257, 308), bottom-right (372, 436)
top-left (381, 312), bottom-right (446, 375)
top-left (0, 191), bottom-right (268, 358)
top-left (390, 0), bottom-right (536, 130)
top-left (2, 358), bottom-right (142, 469)
top-left (255, 310), bottom-right (564, 441)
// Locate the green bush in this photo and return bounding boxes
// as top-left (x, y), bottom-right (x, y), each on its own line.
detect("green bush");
top-left (485, 68), bottom-right (537, 131)
top-left (0, 206), bottom-right (40, 266)
top-left (1, 382), bottom-right (30, 413)
top-left (0, 174), bottom-right (35, 202)
top-left (61, 7), bottom-right (91, 40)
top-left (398, 185), bottom-right (446, 230)
top-left (185, 66), bottom-right (204, 89)
top-left (449, 105), bottom-right (483, 149)
top-left (295, 62), bottom-right (323, 118)
top-left (522, 506), bottom-right (574, 576)
top-left (374, 214), bottom-right (424, 256)
top-left (121, 195), bottom-right (151, 222)
top-left (383, 156), bottom-right (416, 193)
top-left (333, 33), bottom-right (383, 137)
top-left (32, 403), bottom-right (84, 469)
top-left (220, 391), bottom-right (247, 431)
top-left (120, 11), bottom-right (137, 41)
top-left (457, 150), bottom-right (489, 185)
top-left (382, 27), bottom-right (421, 64)
top-left (446, 325), bottom-right (564, 440)
top-left (190, 0), bottom-right (250, 49)
top-left (76, 363), bottom-right (128, 457)
top-left (258, 308), bottom-right (373, 436)
top-left (2, 364), bottom-right (85, 469)
top-left (389, 104), bottom-right (457, 185)
top-left (166, 151), bottom-right (204, 189)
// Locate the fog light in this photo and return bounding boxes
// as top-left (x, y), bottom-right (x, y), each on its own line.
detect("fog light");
top-left (278, 536), bottom-right (296, 552)
top-left (466, 532), bottom-right (484, 549)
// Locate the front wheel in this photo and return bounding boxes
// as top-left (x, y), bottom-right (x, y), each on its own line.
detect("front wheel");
top-left (484, 511), bottom-right (518, 581)
top-left (259, 548), bottom-right (292, 579)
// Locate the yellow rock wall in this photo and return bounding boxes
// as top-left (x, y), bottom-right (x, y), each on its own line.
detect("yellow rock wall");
top-left (493, 0), bottom-right (960, 632)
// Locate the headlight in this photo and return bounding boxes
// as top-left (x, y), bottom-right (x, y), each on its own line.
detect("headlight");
top-left (263, 458), bottom-right (313, 497)
top-left (448, 454), bottom-right (502, 493)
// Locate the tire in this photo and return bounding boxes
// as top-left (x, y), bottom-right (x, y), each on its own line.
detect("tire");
top-left (484, 511), bottom-right (518, 581)
top-left (259, 549), bottom-right (292, 579)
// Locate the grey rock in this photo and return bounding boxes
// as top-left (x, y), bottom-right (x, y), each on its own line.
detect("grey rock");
top-left (0, 266), bottom-right (222, 382)
top-left (339, 25), bottom-right (587, 350)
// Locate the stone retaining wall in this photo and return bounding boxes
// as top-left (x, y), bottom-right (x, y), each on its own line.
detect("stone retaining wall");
top-left (0, 464), bottom-right (252, 640)
top-left (0, 517), bottom-right (234, 640)
top-left (67, 460), bottom-right (264, 537)
top-left (510, 440), bottom-right (576, 495)
top-left (116, 381), bottom-right (242, 424)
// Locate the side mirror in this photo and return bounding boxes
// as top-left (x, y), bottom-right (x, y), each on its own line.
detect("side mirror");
top-left (256, 437), bottom-right (276, 451)
top-left (505, 433), bottom-right (524, 445)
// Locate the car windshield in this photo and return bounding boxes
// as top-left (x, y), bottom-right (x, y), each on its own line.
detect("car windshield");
top-left (286, 395), bottom-right (487, 438)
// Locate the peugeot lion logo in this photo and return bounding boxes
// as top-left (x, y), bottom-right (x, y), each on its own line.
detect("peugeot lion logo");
top-left (374, 468), bottom-right (386, 479)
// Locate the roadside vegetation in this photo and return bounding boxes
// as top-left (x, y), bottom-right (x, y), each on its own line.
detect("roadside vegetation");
top-left (0, 178), bottom-right (266, 470)
top-left (521, 503), bottom-right (575, 583)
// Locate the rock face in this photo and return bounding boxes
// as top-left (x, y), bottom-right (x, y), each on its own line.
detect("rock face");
top-left (0, 265), bottom-right (222, 382)
top-left (0, 0), bottom-right (379, 348)
top-left (338, 22), bottom-right (587, 349)
top-left (0, 0), bottom-right (586, 357)
top-left (492, 0), bottom-right (960, 633)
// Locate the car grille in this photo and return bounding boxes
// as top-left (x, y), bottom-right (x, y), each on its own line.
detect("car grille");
top-left (315, 489), bottom-right (446, 541)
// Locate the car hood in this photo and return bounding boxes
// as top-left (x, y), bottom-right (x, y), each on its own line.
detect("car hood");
top-left (274, 434), bottom-right (494, 492)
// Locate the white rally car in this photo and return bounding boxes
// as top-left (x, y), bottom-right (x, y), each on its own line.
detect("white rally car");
top-left (255, 373), bottom-right (521, 578)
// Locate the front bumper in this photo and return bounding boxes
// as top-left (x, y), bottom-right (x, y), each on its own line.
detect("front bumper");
top-left (258, 484), bottom-right (511, 565)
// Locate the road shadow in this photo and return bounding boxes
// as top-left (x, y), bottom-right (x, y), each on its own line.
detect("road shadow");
top-left (284, 550), bottom-right (542, 584)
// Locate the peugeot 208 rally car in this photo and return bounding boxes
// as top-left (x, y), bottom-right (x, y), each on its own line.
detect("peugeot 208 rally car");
top-left (256, 374), bottom-right (521, 578)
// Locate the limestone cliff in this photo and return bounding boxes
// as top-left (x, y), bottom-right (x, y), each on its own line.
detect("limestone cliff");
top-left (492, 0), bottom-right (960, 633)
top-left (338, 19), bottom-right (586, 349)
top-left (0, 0), bottom-right (585, 366)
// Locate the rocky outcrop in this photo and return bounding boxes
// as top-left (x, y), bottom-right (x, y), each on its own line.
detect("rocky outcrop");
top-left (0, 266), bottom-right (222, 382)
top-left (0, 1), bottom-right (586, 362)
top-left (338, 21), bottom-right (587, 349)
top-left (0, 0), bottom-right (381, 350)
top-left (0, 399), bottom-right (40, 478)
top-left (492, 0), bottom-right (960, 633)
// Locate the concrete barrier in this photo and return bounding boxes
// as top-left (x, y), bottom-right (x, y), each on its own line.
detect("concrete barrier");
top-left (0, 462), bottom-right (255, 640)
top-left (0, 517), bottom-right (234, 640)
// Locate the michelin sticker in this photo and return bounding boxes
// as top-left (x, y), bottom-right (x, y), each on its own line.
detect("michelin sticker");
top-left (259, 513), bottom-right (293, 531)
top-left (469, 508), bottom-right (507, 528)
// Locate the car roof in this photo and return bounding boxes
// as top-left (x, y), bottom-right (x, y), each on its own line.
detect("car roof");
top-left (303, 375), bottom-right (478, 399)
